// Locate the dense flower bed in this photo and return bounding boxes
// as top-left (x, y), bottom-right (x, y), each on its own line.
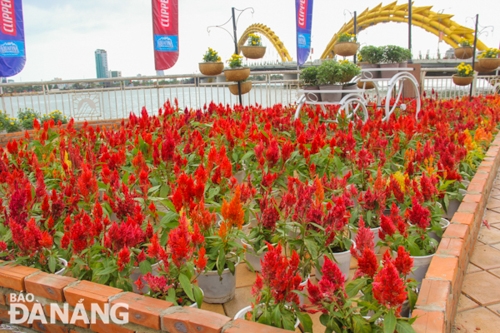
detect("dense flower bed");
top-left (1, 95), bottom-right (500, 331)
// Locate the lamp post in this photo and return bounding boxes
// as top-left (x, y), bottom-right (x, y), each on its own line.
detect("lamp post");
top-left (207, 7), bottom-right (254, 105)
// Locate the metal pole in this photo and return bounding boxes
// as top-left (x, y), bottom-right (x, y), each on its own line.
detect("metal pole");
top-left (353, 11), bottom-right (357, 64)
top-left (469, 14), bottom-right (479, 100)
top-left (408, 0), bottom-right (412, 62)
top-left (231, 7), bottom-right (242, 105)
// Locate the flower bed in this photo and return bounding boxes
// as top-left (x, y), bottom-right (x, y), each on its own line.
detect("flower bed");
top-left (1, 96), bottom-right (500, 332)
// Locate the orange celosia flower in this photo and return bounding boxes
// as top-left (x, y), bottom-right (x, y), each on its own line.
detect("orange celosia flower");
top-left (221, 186), bottom-right (244, 229)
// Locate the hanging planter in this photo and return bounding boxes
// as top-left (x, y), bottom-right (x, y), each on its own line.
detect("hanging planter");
top-left (454, 47), bottom-right (473, 59)
top-left (333, 42), bottom-right (359, 57)
top-left (478, 58), bottom-right (500, 71)
top-left (199, 62), bottom-right (224, 76)
top-left (240, 46), bottom-right (266, 59)
top-left (228, 81), bottom-right (252, 95)
top-left (224, 67), bottom-right (250, 82)
top-left (452, 75), bottom-right (473, 86)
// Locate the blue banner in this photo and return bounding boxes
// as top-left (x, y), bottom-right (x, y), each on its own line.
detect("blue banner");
top-left (0, 0), bottom-right (25, 77)
top-left (296, 0), bottom-right (313, 66)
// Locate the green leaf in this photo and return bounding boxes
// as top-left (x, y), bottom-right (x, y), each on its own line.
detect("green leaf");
top-left (139, 260), bottom-right (152, 275)
top-left (295, 308), bottom-right (313, 333)
top-left (179, 273), bottom-right (194, 301)
top-left (383, 311), bottom-right (397, 333)
top-left (346, 278), bottom-right (367, 298)
top-left (165, 287), bottom-right (177, 305)
top-left (48, 256), bottom-right (56, 273)
top-left (95, 265), bottom-right (117, 276)
top-left (352, 314), bottom-right (372, 333)
top-left (193, 285), bottom-right (203, 308)
top-left (395, 320), bottom-right (417, 333)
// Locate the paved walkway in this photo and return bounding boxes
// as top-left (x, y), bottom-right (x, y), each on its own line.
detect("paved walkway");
top-left (452, 172), bottom-right (500, 332)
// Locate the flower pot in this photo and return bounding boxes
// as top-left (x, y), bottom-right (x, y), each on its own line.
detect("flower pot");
top-left (199, 62), bottom-right (224, 76)
top-left (429, 218), bottom-right (451, 242)
top-left (474, 61), bottom-right (496, 74)
top-left (411, 252), bottom-right (435, 286)
top-left (379, 63), bottom-right (400, 79)
top-left (241, 238), bottom-right (266, 272)
top-left (319, 84), bottom-right (343, 103)
top-left (443, 199), bottom-right (461, 219)
top-left (304, 86), bottom-right (321, 102)
top-left (342, 82), bottom-right (358, 98)
top-left (478, 58), bottom-right (500, 71)
top-left (399, 61), bottom-right (408, 73)
top-left (241, 46), bottom-right (266, 59)
top-left (333, 42), bottom-right (359, 57)
top-left (224, 67), bottom-right (250, 82)
top-left (55, 258), bottom-right (68, 276)
top-left (452, 75), bottom-right (473, 86)
top-left (228, 81), bottom-right (252, 95)
top-left (129, 260), bottom-right (162, 294)
top-left (454, 47), bottom-right (473, 59)
top-left (197, 257), bottom-right (240, 303)
top-left (315, 243), bottom-right (354, 281)
top-left (357, 80), bottom-right (375, 89)
top-left (234, 305), bottom-right (300, 329)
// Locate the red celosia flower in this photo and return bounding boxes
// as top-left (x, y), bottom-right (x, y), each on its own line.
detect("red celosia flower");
top-left (394, 246), bottom-right (413, 276)
top-left (372, 260), bottom-right (407, 309)
top-left (351, 218), bottom-right (374, 260)
top-left (379, 215), bottom-right (396, 240)
top-left (167, 212), bottom-right (193, 267)
top-left (117, 246), bottom-right (130, 272)
top-left (355, 247), bottom-right (379, 279)
top-left (406, 197), bottom-right (430, 230)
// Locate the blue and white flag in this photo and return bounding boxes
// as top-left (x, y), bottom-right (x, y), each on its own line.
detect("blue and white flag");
top-left (0, 0), bottom-right (25, 77)
top-left (296, 0), bottom-right (313, 66)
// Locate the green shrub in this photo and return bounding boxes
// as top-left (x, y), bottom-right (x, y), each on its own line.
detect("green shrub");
top-left (17, 108), bottom-right (40, 130)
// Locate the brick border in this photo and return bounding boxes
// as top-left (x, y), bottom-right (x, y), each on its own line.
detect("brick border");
top-left (412, 133), bottom-right (500, 333)
top-left (0, 265), bottom-right (289, 333)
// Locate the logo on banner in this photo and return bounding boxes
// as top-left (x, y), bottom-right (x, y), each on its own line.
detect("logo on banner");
top-left (297, 33), bottom-right (310, 49)
top-left (0, 40), bottom-right (22, 57)
top-left (0, 0), bottom-right (16, 36)
top-left (154, 35), bottom-right (178, 52)
top-left (297, 0), bottom-right (308, 29)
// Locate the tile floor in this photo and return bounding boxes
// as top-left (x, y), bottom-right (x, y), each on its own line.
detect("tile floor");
top-left (452, 175), bottom-right (500, 332)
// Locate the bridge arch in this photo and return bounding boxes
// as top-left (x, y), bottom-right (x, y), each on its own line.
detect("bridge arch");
top-left (238, 23), bottom-right (293, 62)
top-left (321, 1), bottom-right (488, 59)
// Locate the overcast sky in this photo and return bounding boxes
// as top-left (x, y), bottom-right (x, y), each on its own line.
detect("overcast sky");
top-left (12, 0), bottom-right (499, 82)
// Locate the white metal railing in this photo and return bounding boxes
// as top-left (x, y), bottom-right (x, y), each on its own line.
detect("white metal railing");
top-left (0, 69), bottom-right (497, 121)
top-left (421, 67), bottom-right (499, 99)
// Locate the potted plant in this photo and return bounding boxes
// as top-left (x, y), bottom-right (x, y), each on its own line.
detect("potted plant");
top-left (333, 32), bottom-right (359, 57)
top-left (300, 65), bottom-right (321, 102)
top-left (138, 211), bottom-right (206, 308)
top-left (195, 187), bottom-right (245, 303)
top-left (338, 60), bottom-right (361, 97)
top-left (224, 53), bottom-right (250, 82)
top-left (358, 45), bottom-right (384, 81)
top-left (454, 38), bottom-right (474, 59)
top-left (317, 60), bottom-right (343, 102)
top-left (241, 33), bottom-right (266, 59)
top-left (199, 47), bottom-right (223, 76)
top-left (477, 47), bottom-right (500, 71)
top-left (0, 217), bottom-right (67, 275)
top-left (235, 243), bottom-right (312, 332)
top-left (452, 62), bottom-right (474, 86)
top-left (305, 252), bottom-right (417, 333)
top-left (378, 200), bottom-right (438, 286)
top-left (380, 45), bottom-right (404, 78)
